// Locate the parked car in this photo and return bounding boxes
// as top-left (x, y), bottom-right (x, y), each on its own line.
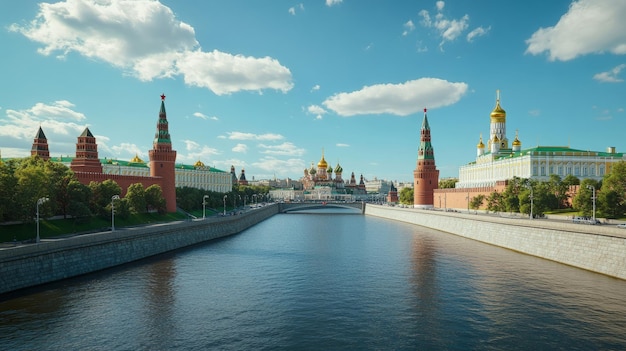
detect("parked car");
top-left (617, 223), bottom-right (626, 229)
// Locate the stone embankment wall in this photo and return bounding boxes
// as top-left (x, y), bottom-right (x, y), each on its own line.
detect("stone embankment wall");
top-left (366, 205), bottom-right (626, 280)
top-left (0, 205), bottom-right (278, 295)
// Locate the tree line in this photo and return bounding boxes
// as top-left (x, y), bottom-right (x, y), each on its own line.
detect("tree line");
top-left (0, 156), bottom-right (164, 224)
top-left (398, 161), bottom-right (626, 219)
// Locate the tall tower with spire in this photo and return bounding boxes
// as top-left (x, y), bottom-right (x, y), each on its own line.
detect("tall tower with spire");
top-left (148, 94), bottom-right (177, 213)
top-left (488, 90), bottom-right (508, 152)
top-left (413, 108), bottom-right (439, 208)
top-left (70, 127), bottom-right (102, 173)
top-left (31, 126), bottom-right (50, 161)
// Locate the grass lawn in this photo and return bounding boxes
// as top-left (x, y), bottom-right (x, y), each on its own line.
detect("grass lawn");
top-left (0, 212), bottom-right (187, 243)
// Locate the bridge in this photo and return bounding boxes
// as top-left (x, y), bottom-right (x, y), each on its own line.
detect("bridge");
top-left (278, 201), bottom-right (365, 214)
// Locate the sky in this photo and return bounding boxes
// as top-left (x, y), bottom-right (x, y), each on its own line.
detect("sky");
top-left (1, 0), bottom-right (625, 183)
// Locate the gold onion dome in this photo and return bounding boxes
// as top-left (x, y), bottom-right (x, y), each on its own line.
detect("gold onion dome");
top-left (130, 154), bottom-right (144, 163)
top-left (477, 135), bottom-right (485, 149)
top-left (512, 131), bottom-right (522, 146)
top-left (317, 154), bottom-right (328, 169)
top-left (490, 90), bottom-right (506, 123)
top-left (194, 160), bottom-right (205, 167)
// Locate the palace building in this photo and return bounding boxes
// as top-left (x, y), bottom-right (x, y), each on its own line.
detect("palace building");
top-left (433, 91), bottom-right (625, 210)
top-left (27, 94), bottom-right (233, 212)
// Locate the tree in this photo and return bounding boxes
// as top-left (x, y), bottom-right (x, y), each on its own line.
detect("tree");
top-left (600, 160), bottom-right (626, 218)
top-left (126, 183), bottom-right (147, 213)
top-left (13, 157), bottom-right (51, 222)
top-left (145, 184), bottom-right (166, 214)
top-left (470, 194), bottom-right (485, 211)
top-left (562, 174), bottom-right (580, 187)
top-left (572, 178), bottom-right (600, 217)
top-left (399, 187), bottom-right (414, 205)
top-left (486, 191), bottom-right (506, 213)
top-left (67, 180), bottom-right (92, 220)
top-left (89, 179), bottom-right (122, 217)
top-left (0, 160), bottom-right (17, 222)
top-left (547, 174), bottom-right (570, 209)
top-left (438, 178), bottom-right (457, 189)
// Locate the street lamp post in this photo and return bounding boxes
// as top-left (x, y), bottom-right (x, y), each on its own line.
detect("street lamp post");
top-left (203, 195), bottom-right (209, 219)
top-left (36, 197), bottom-right (49, 243)
top-left (587, 185), bottom-right (596, 222)
top-left (223, 195), bottom-right (227, 216)
top-left (111, 195), bottom-right (120, 231)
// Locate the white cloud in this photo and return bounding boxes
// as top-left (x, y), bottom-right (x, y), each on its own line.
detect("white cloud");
top-left (326, 0), bottom-right (343, 7)
top-left (176, 50), bottom-right (294, 95)
top-left (307, 105), bottom-right (327, 120)
top-left (526, 0), bottom-right (626, 61)
top-left (232, 143), bottom-right (248, 153)
top-left (593, 64), bottom-right (626, 83)
top-left (11, 0), bottom-right (293, 95)
top-left (467, 26), bottom-right (490, 42)
top-left (403, 20), bottom-right (415, 36)
top-left (258, 142), bottom-right (306, 156)
top-left (418, 1), bottom-right (487, 49)
top-left (336, 143), bottom-right (350, 147)
top-left (251, 156), bottom-right (305, 174)
top-left (289, 3), bottom-right (304, 15)
top-left (322, 78), bottom-right (468, 116)
top-left (311, 84), bottom-right (320, 92)
top-left (184, 140), bottom-right (200, 151)
top-left (110, 142), bottom-right (144, 158)
top-left (226, 132), bottom-right (285, 141)
top-left (193, 112), bottom-right (208, 120)
top-left (177, 145), bottom-right (221, 165)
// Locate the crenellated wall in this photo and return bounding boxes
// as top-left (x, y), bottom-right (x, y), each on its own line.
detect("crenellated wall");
top-left (0, 205), bottom-right (278, 295)
top-left (365, 205), bottom-right (626, 280)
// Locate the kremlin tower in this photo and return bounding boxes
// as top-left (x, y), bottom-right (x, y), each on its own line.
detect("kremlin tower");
top-left (31, 126), bottom-right (50, 161)
top-left (70, 127), bottom-right (103, 173)
top-left (413, 108), bottom-right (439, 208)
top-left (148, 94), bottom-right (177, 213)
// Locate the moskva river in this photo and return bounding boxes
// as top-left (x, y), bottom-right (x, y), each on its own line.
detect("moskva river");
top-left (2, 209), bottom-right (626, 350)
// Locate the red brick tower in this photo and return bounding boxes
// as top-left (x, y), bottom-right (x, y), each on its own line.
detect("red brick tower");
top-left (148, 94), bottom-right (177, 213)
top-left (413, 108), bottom-right (439, 208)
top-left (70, 127), bottom-right (103, 173)
top-left (238, 169), bottom-right (249, 185)
top-left (31, 126), bottom-right (50, 161)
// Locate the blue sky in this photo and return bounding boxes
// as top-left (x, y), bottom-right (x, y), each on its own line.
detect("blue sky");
top-left (1, 0), bottom-right (625, 182)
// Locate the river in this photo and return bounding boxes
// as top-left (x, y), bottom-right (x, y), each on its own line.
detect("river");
top-left (1, 209), bottom-right (625, 350)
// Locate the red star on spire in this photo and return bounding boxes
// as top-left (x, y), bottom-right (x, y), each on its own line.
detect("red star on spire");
top-left (161, 94), bottom-right (166, 101)
top-left (424, 108), bottom-right (427, 113)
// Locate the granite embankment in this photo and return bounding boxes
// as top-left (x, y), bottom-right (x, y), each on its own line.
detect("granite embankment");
top-left (0, 205), bottom-right (278, 295)
top-left (366, 204), bottom-right (626, 280)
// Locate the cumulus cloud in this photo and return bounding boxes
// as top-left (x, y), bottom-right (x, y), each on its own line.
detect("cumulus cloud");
top-left (251, 156), bottom-right (306, 175)
top-left (10, 0), bottom-right (293, 95)
top-left (110, 143), bottom-right (144, 158)
top-left (289, 3), bottom-right (304, 15)
top-left (526, 0), bottom-right (626, 61)
top-left (226, 132), bottom-right (285, 141)
top-left (326, 0), bottom-right (342, 7)
top-left (258, 142), bottom-right (305, 156)
top-left (418, 1), bottom-right (487, 49)
top-left (402, 20), bottom-right (415, 36)
top-left (336, 143), bottom-right (350, 147)
top-left (593, 64), bottom-right (626, 83)
top-left (311, 84), bottom-right (320, 92)
top-left (322, 78), bottom-right (468, 116)
top-left (307, 105), bottom-right (327, 119)
top-left (177, 144), bottom-right (221, 165)
top-left (232, 143), bottom-right (248, 153)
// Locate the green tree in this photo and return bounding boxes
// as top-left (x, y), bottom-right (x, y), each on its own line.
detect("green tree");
top-left (547, 174), bottom-right (570, 209)
top-left (469, 194), bottom-right (485, 211)
top-left (126, 183), bottom-right (147, 213)
top-left (146, 184), bottom-right (166, 214)
top-left (562, 174), bottom-right (580, 187)
top-left (438, 178), bottom-right (457, 189)
top-left (66, 180), bottom-right (92, 220)
top-left (0, 160), bottom-right (17, 221)
top-left (572, 178), bottom-right (600, 217)
top-left (89, 179), bottom-right (122, 217)
top-left (13, 157), bottom-right (51, 222)
top-left (486, 191), bottom-right (506, 213)
top-left (399, 187), bottom-right (414, 205)
top-left (600, 160), bottom-right (626, 218)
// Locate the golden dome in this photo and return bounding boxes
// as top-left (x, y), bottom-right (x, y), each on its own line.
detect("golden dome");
top-left (194, 160), bottom-right (205, 167)
top-left (512, 130), bottom-right (522, 146)
top-left (490, 90), bottom-right (506, 123)
top-left (477, 135), bottom-right (485, 148)
top-left (129, 154), bottom-right (144, 163)
top-left (317, 150), bottom-right (328, 169)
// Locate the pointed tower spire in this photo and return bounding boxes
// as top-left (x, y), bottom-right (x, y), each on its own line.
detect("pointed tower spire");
top-left (149, 94), bottom-right (177, 212)
top-left (31, 126), bottom-right (50, 160)
top-left (413, 108), bottom-right (439, 208)
top-left (70, 127), bottom-right (102, 173)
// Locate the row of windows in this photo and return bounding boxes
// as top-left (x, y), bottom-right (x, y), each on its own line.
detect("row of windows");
top-left (533, 164), bottom-right (605, 177)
